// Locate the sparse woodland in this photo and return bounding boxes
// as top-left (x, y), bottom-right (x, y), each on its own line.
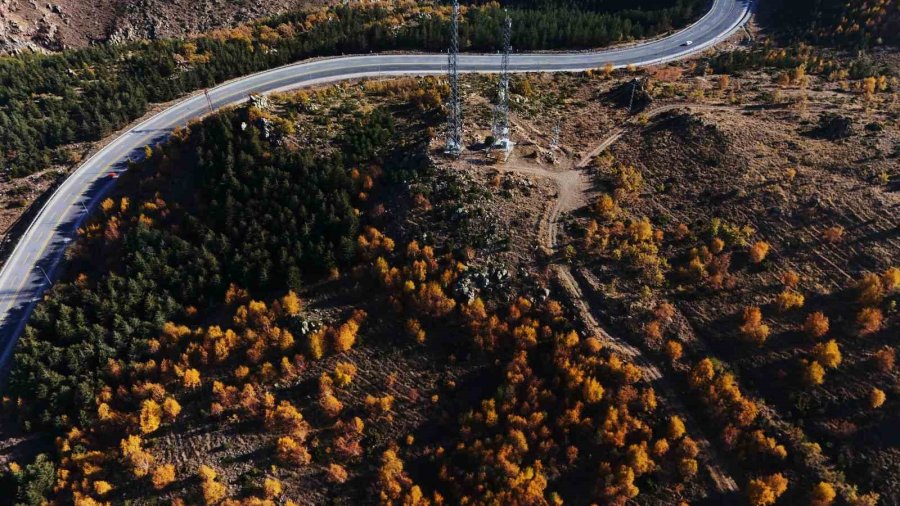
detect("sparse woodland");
top-left (0, 0), bottom-right (898, 504)
top-left (2, 80), bottom-right (704, 505)
top-left (565, 34), bottom-right (897, 504)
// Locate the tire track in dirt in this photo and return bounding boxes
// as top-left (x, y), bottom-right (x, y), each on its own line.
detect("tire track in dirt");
top-left (501, 107), bottom-right (740, 495)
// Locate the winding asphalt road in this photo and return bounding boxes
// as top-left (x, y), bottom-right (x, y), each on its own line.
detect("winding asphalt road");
top-left (0, 0), bottom-right (752, 369)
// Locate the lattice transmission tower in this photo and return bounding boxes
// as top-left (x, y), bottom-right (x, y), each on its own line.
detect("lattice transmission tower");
top-left (445, 0), bottom-right (463, 157)
top-left (491, 12), bottom-right (513, 155)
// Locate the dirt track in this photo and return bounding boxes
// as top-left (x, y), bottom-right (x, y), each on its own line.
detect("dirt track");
top-left (497, 107), bottom-right (741, 496)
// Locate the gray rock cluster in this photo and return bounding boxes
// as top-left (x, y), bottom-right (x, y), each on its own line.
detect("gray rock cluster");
top-left (454, 264), bottom-right (511, 302)
top-left (293, 316), bottom-right (321, 337)
top-left (501, 172), bottom-right (538, 192)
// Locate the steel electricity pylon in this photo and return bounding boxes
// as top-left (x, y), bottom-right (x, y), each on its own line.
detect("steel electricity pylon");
top-left (445, 0), bottom-right (463, 157)
top-left (491, 12), bottom-right (513, 156)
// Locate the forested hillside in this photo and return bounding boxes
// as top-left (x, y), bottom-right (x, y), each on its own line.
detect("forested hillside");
top-left (8, 101), bottom-right (400, 430)
top-left (0, 79), bottom-right (706, 505)
top-left (0, 0), bottom-right (704, 179)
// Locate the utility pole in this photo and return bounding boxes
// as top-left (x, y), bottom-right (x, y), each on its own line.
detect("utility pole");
top-left (37, 266), bottom-right (51, 285)
top-left (628, 79), bottom-right (643, 114)
top-left (445, 0), bottom-right (463, 158)
top-left (491, 12), bottom-right (513, 157)
top-left (203, 89), bottom-right (214, 114)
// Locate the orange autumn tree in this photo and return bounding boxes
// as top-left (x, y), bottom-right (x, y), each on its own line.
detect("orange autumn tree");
top-left (803, 312), bottom-right (829, 339)
top-left (332, 309), bottom-right (367, 352)
top-left (740, 307), bottom-right (770, 346)
top-left (376, 449), bottom-right (431, 505)
top-left (139, 399), bottom-right (162, 434)
top-left (749, 241), bottom-right (770, 263)
top-left (687, 358), bottom-right (781, 453)
top-left (151, 464), bottom-right (176, 490)
top-left (747, 473), bottom-right (788, 506)
top-left (813, 340), bottom-right (842, 369)
top-left (198, 465), bottom-right (228, 505)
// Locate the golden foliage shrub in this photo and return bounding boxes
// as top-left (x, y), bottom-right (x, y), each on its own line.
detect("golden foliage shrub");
top-left (776, 289), bottom-right (805, 312)
top-left (813, 339), bottom-right (842, 369)
top-left (803, 360), bottom-right (826, 386)
top-left (747, 473), bottom-right (789, 506)
top-left (740, 307), bottom-right (770, 346)
top-left (151, 464), bottom-right (176, 490)
top-left (869, 388), bottom-right (886, 409)
top-left (803, 312), bottom-right (829, 339)
top-left (857, 307), bottom-right (883, 335)
top-left (749, 241), bottom-right (770, 264)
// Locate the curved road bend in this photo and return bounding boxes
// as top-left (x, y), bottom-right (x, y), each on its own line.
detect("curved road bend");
top-left (0, 0), bottom-right (752, 368)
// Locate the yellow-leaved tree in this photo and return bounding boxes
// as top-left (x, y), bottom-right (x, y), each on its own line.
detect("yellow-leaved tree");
top-left (183, 368), bottom-right (202, 389)
top-left (198, 465), bottom-right (227, 505)
top-left (120, 435), bottom-right (154, 478)
top-left (139, 399), bottom-right (162, 434)
top-left (151, 464), bottom-right (176, 490)
top-left (747, 473), bottom-right (788, 506)
top-left (280, 290), bottom-right (303, 315)
top-left (813, 340), bottom-right (842, 369)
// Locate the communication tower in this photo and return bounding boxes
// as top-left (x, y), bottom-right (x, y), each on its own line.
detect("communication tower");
top-left (445, 0), bottom-right (463, 157)
top-left (491, 13), bottom-right (513, 155)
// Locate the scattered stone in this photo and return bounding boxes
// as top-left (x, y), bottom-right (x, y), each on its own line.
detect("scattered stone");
top-left (249, 94), bottom-right (270, 110)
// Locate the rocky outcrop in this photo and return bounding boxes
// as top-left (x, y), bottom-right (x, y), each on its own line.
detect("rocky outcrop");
top-left (0, 1), bottom-right (45, 53)
top-left (1, 0), bottom-right (322, 55)
top-left (0, 0), bottom-right (107, 54)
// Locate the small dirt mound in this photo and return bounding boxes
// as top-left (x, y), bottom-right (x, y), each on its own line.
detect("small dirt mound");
top-left (647, 111), bottom-right (729, 149)
top-left (808, 113), bottom-right (855, 140)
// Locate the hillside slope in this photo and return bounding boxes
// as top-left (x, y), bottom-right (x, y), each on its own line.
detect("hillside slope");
top-left (0, 0), bottom-right (322, 54)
